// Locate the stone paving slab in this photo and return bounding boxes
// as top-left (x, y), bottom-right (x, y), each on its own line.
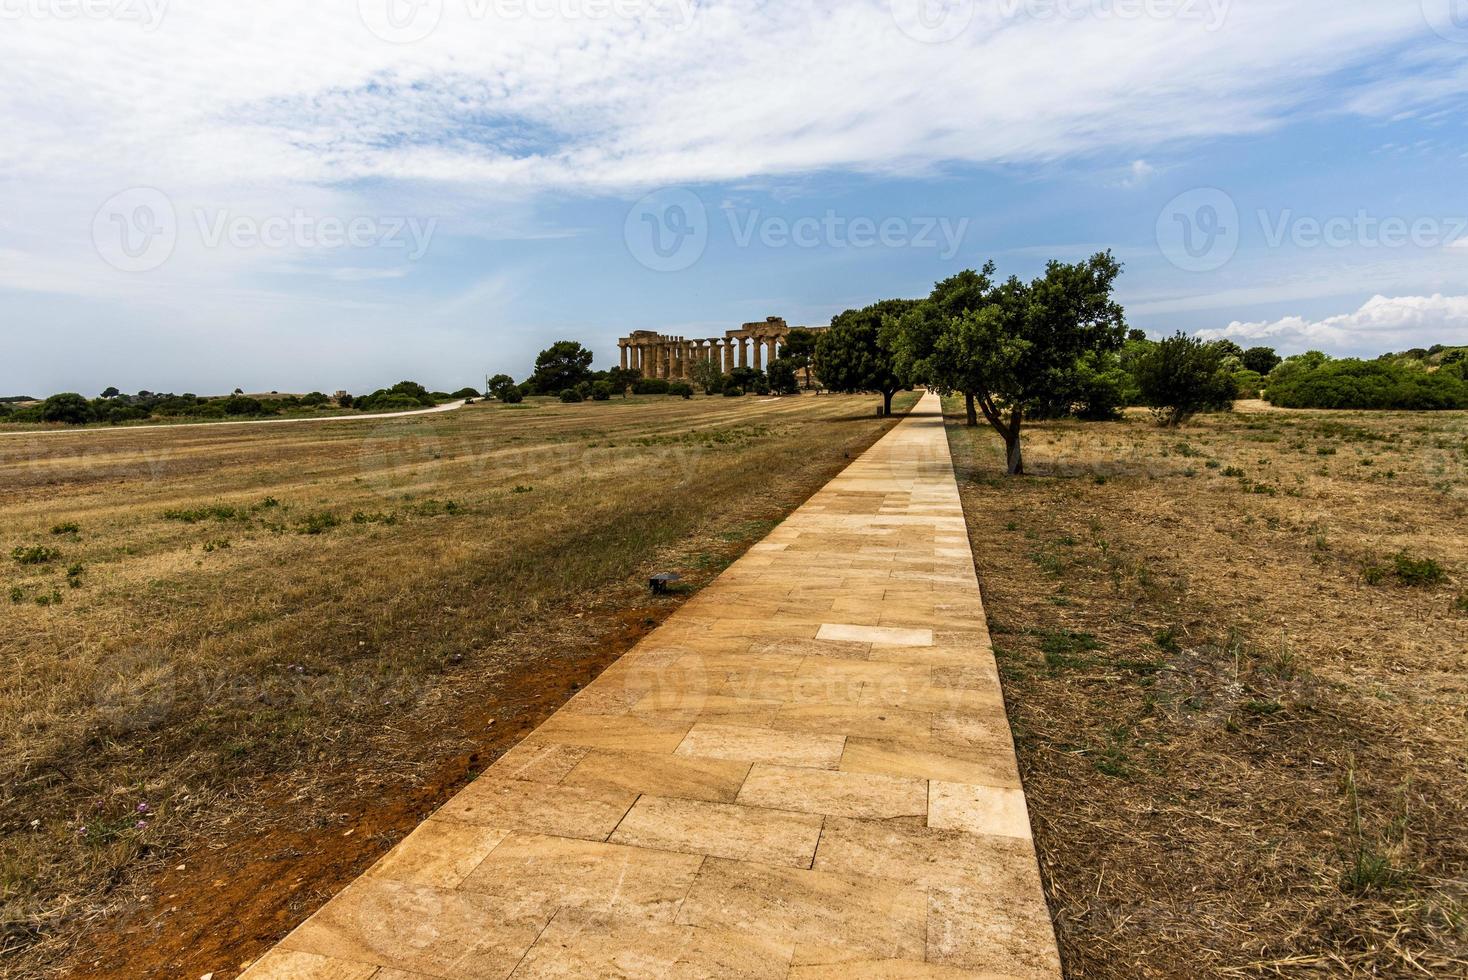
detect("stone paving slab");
top-left (239, 392), bottom-right (1061, 980)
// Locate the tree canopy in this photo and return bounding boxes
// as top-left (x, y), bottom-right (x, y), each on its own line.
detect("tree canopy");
top-left (814, 299), bottom-right (919, 415)
top-left (529, 341), bottom-right (594, 394)
top-left (929, 252), bottom-right (1127, 473)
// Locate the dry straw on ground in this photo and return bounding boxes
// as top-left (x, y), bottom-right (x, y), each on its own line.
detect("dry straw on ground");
top-left (944, 400), bottom-right (1467, 978)
top-left (0, 392), bottom-right (914, 979)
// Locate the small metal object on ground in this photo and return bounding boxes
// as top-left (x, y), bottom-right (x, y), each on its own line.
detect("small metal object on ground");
top-left (649, 572), bottom-right (681, 595)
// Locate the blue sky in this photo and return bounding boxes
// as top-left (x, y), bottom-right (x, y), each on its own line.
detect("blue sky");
top-left (3, 1), bottom-right (1468, 396)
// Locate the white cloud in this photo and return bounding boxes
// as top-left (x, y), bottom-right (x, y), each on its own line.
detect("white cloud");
top-left (1199, 294), bottom-right (1468, 353)
top-left (0, 2), bottom-right (1452, 200)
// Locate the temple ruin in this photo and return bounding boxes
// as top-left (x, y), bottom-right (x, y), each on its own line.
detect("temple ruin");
top-left (617, 317), bottom-right (827, 380)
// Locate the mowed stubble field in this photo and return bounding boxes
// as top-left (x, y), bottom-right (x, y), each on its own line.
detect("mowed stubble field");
top-left (944, 400), bottom-right (1468, 977)
top-left (0, 391), bottom-right (916, 979)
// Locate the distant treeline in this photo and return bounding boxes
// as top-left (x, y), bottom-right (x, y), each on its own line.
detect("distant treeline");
top-left (0, 381), bottom-right (483, 427)
top-left (1261, 347), bottom-right (1468, 410)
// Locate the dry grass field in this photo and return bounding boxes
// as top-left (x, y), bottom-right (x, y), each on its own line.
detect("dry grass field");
top-left (0, 391), bottom-right (915, 979)
top-left (944, 400), bottom-right (1468, 977)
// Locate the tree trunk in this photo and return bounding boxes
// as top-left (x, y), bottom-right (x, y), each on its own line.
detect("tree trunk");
top-left (1005, 406), bottom-right (1024, 475)
top-left (1005, 434), bottom-right (1024, 475)
top-left (882, 389), bottom-right (894, 416)
top-left (964, 391), bottom-right (978, 427)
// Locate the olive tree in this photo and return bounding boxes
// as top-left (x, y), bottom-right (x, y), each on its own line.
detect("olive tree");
top-left (937, 252), bottom-right (1127, 474)
top-left (814, 299), bottom-right (919, 416)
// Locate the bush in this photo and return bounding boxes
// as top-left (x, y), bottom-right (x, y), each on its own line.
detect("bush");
top-left (301, 391), bottom-right (330, 407)
top-left (40, 393), bottom-right (93, 425)
top-left (766, 358), bottom-right (800, 395)
top-left (591, 381), bottom-right (613, 401)
top-left (667, 382), bottom-right (694, 399)
top-left (486, 374), bottom-right (518, 401)
top-left (723, 386), bottom-right (744, 397)
top-left (1266, 359), bottom-right (1468, 410)
top-left (1132, 333), bottom-right (1235, 426)
top-left (1393, 552), bottom-right (1445, 587)
top-left (559, 388), bottom-right (584, 403)
top-left (220, 395), bottom-right (267, 416)
top-left (1233, 369), bottom-right (1264, 399)
top-left (633, 378), bottom-right (671, 395)
top-left (501, 387), bottom-right (524, 405)
top-left (356, 381), bottom-right (437, 412)
top-left (12, 545), bottom-right (61, 565)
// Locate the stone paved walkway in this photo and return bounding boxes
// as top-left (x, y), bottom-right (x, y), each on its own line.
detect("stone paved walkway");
top-left (240, 392), bottom-right (1061, 980)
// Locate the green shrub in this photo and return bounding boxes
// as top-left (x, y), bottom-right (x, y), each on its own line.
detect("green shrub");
top-left (667, 382), bottom-right (694, 399)
top-left (297, 512), bottom-right (341, 535)
top-left (633, 378), bottom-right (671, 395)
top-left (723, 386), bottom-right (744, 397)
top-left (12, 545), bottom-right (60, 565)
top-left (220, 395), bottom-right (267, 416)
top-left (591, 381), bottom-right (613, 401)
top-left (766, 358), bottom-right (799, 396)
top-left (51, 522), bottom-right (80, 536)
top-left (501, 387), bottom-right (524, 404)
top-left (486, 374), bottom-right (517, 400)
top-left (1393, 552), bottom-right (1445, 587)
top-left (40, 393), bottom-right (94, 425)
top-left (1132, 333), bottom-right (1235, 426)
top-left (163, 505), bottom-right (242, 523)
top-left (559, 388), bottom-right (584, 403)
top-left (1266, 358), bottom-right (1468, 410)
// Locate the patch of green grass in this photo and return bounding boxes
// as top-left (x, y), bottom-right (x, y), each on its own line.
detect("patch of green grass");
top-left (1039, 630), bottom-right (1103, 671)
top-left (11, 545), bottom-right (60, 565)
top-left (296, 512), bottom-right (342, 535)
top-left (1153, 627), bottom-right (1181, 653)
top-left (162, 505), bottom-right (244, 524)
top-left (351, 512), bottom-right (399, 526)
top-left (50, 522), bottom-right (80, 537)
top-left (1392, 552), bottom-right (1445, 587)
top-left (407, 499), bottom-right (463, 517)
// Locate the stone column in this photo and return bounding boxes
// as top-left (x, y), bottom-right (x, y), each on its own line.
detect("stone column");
top-left (620, 343), bottom-right (629, 371)
top-left (723, 340), bottom-right (735, 373)
top-left (752, 337), bottom-right (763, 371)
top-left (738, 337), bottom-right (748, 369)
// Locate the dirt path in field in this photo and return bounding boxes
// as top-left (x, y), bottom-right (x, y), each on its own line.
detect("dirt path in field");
top-left (0, 400), bottom-right (466, 439)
